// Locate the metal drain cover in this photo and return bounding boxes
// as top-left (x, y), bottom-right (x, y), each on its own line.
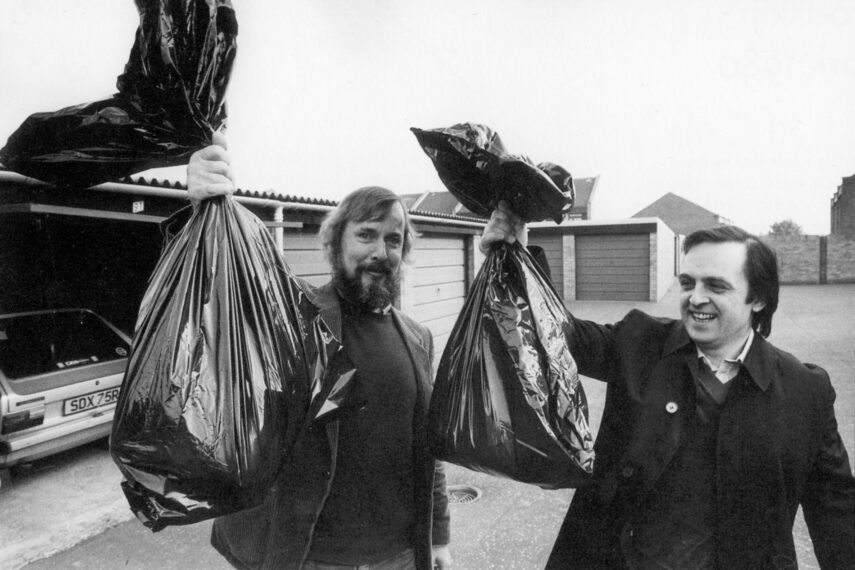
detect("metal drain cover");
top-left (447, 484), bottom-right (482, 504)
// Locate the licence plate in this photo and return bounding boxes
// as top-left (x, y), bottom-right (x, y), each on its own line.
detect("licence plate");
top-left (63, 387), bottom-right (120, 416)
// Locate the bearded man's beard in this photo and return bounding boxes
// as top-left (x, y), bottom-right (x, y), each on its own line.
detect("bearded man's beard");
top-left (332, 257), bottom-right (401, 311)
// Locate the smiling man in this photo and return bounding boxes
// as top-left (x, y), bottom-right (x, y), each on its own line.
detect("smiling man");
top-left (325, 188), bottom-right (407, 313)
top-left (482, 205), bottom-right (854, 569)
top-left (186, 140), bottom-right (451, 570)
top-left (679, 235), bottom-right (771, 372)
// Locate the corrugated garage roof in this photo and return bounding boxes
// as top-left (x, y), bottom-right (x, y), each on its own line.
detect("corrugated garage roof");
top-left (0, 167), bottom-right (487, 225)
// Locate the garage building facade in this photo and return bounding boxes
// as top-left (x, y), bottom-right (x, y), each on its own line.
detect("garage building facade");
top-left (528, 218), bottom-right (677, 303)
top-left (0, 169), bottom-right (483, 364)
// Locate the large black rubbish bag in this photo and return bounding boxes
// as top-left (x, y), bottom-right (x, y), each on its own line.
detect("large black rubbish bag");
top-left (411, 123), bottom-right (574, 223)
top-left (428, 242), bottom-right (594, 489)
top-left (0, 0), bottom-right (237, 187)
top-left (110, 197), bottom-right (343, 531)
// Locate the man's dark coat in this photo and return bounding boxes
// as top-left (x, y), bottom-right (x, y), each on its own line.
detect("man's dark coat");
top-left (547, 310), bottom-right (855, 569)
top-left (211, 282), bottom-right (450, 570)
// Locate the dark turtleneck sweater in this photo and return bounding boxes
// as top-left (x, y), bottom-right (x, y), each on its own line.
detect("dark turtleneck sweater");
top-left (309, 300), bottom-right (418, 564)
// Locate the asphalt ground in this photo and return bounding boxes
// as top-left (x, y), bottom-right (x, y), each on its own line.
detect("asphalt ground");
top-left (5, 283), bottom-right (854, 570)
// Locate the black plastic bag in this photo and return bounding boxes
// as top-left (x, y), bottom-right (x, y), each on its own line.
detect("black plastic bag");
top-left (428, 242), bottom-right (594, 489)
top-left (411, 123), bottom-right (574, 223)
top-left (0, 0), bottom-right (237, 187)
top-left (110, 197), bottom-right (348, 530)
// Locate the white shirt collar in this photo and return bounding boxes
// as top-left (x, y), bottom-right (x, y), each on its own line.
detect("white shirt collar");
top-left (697, 328), bottom-right (755, 383)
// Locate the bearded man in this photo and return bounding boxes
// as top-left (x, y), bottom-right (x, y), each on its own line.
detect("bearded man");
top-left (186, 136), bottom-right (452, 570)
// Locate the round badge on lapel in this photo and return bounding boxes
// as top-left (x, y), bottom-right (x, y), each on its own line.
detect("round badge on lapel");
top-left (665, 401), bottom-right (679, 414)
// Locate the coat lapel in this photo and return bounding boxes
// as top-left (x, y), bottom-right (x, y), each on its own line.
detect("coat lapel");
top-left (626, 322), bottom-right (696, 492)
top-left (305, 281), bottom-right (343, 341)
top-left (631, 323), bottom-right (774, 492)
top-left (300, 282), bottom-right (355, 421)
top-left (739, 333), bottom-right (774, 391)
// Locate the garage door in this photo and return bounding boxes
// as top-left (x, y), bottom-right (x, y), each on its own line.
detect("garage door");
top-left (407, 234), bottom-right (467, 367)
top-left (280, 228), bottom-right (330, 287)
top-left (576, 234), bottom-right (649, 301)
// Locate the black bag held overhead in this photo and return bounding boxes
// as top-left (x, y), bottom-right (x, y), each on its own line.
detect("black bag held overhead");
top-left (427, 242), bottom-right (594, 489)
top-left (0, 0), bottom-right (237, 187)
top-left (411, 123), bottom-right (574, 223)
top-left (415, 122), bottom-right (592, 487)
top-left (110, 198), bottom-right (351, 531)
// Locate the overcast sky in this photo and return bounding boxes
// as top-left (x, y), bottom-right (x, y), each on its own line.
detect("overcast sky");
top-left (2, 1), bottom-right (854, 234)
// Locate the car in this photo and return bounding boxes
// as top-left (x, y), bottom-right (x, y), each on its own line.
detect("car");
top-left (0, 308), bottom-right (131, 488)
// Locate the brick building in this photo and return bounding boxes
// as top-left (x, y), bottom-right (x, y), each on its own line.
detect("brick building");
top-left (831, 174), bottom-right (855, 238)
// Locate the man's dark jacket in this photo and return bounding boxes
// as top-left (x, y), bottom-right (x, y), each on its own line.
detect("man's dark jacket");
top-left (547, 310), bottom-right (855, 569)
top-left (210, 282), bottom-right (450, 569)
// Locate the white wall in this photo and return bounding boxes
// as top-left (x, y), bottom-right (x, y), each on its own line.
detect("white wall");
top-left (654, 218), bottom-right (677, 300)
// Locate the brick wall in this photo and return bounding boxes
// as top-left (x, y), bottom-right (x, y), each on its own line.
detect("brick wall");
top-left (764, 236), bottom-right (821, 284)
top-left (763, 235), bottom-right (855, 284)
top-left (827, 235), bottom-right (855, 283)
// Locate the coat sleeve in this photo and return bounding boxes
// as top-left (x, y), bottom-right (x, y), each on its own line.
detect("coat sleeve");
top-left (800, 368), bottom-right (855, 568)
top-left (567, 316), bottom-right (617, 380)
top-left (568, 306), bottom-right (674, 382)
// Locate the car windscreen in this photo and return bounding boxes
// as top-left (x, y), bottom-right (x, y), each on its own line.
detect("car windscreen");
top-left (0, 311), bottom-right (130, 379)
